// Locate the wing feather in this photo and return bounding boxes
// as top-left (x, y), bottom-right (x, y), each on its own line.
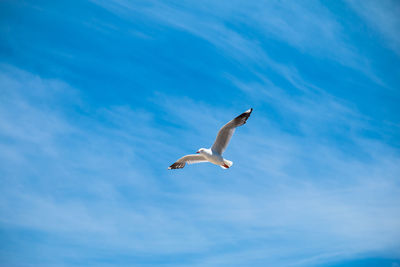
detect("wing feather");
top-left (168, 154), bottom-right (208, 169)
top-left (211, 108), bottom-right (252, 155)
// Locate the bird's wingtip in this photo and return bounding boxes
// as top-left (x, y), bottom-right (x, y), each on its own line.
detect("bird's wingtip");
top-left (247, 108), bottom-right (253, 113)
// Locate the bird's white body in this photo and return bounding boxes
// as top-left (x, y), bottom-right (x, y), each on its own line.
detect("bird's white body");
top-left (197, 148), bottom-right (232, 169)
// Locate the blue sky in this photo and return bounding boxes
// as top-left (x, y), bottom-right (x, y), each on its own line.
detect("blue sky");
top-left (1, 0), bottom-right (400, 266)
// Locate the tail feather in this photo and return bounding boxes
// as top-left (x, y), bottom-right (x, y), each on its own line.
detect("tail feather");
top-left (224, 159), bottom-right (233, 167)
top-left (220, 159), bottom-right (233, 169)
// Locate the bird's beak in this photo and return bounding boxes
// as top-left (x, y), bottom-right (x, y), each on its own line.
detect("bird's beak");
top-left (196, 151), bottom-right (200, 153)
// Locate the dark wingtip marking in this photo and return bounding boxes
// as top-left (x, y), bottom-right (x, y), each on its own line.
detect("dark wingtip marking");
top-left (234, 108), bottom-right (253, 125)
top-left (168, 162), bottom-right (185, 170)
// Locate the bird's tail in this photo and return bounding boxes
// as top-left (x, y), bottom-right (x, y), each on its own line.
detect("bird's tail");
top-left (220, 159), bottom-right (233, 169)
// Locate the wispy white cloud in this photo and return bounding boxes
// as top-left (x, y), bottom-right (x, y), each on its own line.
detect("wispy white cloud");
top-left (348, 0), bottom-right (400, 56)
top-left (0, 65), bottom-right (213, 258)
top-left (91, 0), bottom-right (382, 84)
top-left (2, 63), bottom-right (399, 266)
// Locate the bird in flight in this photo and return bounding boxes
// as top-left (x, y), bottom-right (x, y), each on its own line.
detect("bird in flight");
top-left (168, 108), bottom-right (253, 170)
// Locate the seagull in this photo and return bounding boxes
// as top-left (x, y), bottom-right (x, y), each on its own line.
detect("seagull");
top-left (168, 108), bottom-right (253, 170)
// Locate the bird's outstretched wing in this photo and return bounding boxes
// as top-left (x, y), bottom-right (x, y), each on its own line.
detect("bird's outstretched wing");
top-left (168, 154), bottom-right (208, 169)
top-left (211, 108), bottom-right (252, 155)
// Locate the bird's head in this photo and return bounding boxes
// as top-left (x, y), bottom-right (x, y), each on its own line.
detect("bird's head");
top-left (196, 148), bottom-right (206, 154)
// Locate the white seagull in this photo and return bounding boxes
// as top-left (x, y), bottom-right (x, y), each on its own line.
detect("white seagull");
top-left (168, 108), bottom-right (253, 170)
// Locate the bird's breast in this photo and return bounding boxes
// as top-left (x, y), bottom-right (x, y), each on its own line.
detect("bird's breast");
top-left (203, 152), bottom-right (224, 165)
